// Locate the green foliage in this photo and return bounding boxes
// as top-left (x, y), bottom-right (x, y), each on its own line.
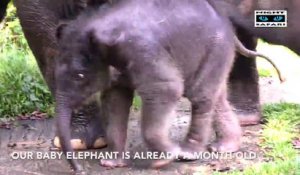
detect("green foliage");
top-left (132, 95), bottom-right (142, 110)
top-left (0, 4), bottom-right (29, 53)
top-left (0, 5), bottom-right (53, 119)
top-left (214, 103), bottom-right (300, 175)
top-left (263, 103), bottom-right (300, 124)
top-left (258, 68), bottom-right (272, 78)
top-left (215, 159), bottom-right (299, 175)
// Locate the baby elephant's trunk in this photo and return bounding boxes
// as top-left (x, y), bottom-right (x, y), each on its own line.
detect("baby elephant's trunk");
top-left (234, 36), bottom-right (286, 83)
top-left (55, 93), bottom-right (86, 174)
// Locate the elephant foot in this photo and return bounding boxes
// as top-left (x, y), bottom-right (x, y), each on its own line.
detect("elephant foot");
top-left (150, 159), bottom-right (174, 169)
top-left (100, 158), bottom-right (128, 168)
top-left (213, 108), bottom-right (242, 153)
top-left (67, 162), bottom-right (86, 175)
top-left (238, 112), bottom-right (262, 126)
top-left (150, 147), bottom-right (181, 169)
top-left (53, 102), bottom-right (107, 150)
top-left (177, 139), bottom-right (207, 161)
top-left (74, 170), bottom-right (87, 175)
top-left (208, 139), bottom-right (240, 153)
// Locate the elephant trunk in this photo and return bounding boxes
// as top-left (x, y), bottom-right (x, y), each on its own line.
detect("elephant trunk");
top-left (55, 92), bottom-right (83, 173)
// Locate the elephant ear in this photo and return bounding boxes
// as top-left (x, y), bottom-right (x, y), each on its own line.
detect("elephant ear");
top-left (56, 23), bottom-right (69, 40)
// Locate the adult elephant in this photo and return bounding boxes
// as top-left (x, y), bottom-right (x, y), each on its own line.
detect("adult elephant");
top-left (214, 0), bottom-right (300, 125)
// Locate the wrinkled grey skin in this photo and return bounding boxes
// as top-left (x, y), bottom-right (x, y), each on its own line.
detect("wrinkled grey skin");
top-left (213, 0), bottom-right (300, 125)
top-left (5, 0), bottom-right (109, 150)
top-left (55, 0), bottom-right (240, 172)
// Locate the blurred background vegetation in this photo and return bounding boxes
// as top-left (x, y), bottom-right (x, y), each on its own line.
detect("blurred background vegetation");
top-left (0, 5), bottom-right (53, 119)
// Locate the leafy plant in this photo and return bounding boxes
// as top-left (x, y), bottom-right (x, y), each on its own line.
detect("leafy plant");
top-left (0, 5), bottom-right (53, 119)
top-left (258, 68), bottom-right (272, 78)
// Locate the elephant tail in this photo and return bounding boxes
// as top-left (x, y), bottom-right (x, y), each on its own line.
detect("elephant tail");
top-left (234, 35), bottom-right (286, 83)
top-left (0, 0), bottom-right (10, 22)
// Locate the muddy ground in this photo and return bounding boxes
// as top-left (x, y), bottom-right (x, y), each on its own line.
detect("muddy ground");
top-left (0, 57), bottom-right (299, 175)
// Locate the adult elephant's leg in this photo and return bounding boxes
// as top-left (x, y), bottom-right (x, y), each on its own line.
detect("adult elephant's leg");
top-left (228, 28), bottom-right (262, 126)
top-left (14, 0), bottom-right (58, 93)
top-left (14, 0), bottom-right (106, 149)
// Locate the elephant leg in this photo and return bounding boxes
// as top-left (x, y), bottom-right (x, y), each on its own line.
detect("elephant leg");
top-left (14, 0), bottom-right (106, 150)
top-left (99, 86), bottom-right (133, 168)
top-left (209, 88), bottom-right (242, 152)
top-left (228, 28), bottom-right (262, 126)
top-left (180, 40), bottom-right (235, 160)
top-left (14, 0), bottom-right (61, 94)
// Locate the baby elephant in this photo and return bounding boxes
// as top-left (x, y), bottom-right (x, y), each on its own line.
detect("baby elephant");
top-left (55, 0), bottom-right (240, 173)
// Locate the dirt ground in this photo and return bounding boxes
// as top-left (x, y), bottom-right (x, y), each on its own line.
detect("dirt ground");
top-left (0, 103), bottom-right (266, 175)
top-left (0, 56), bottom-right (299, 175)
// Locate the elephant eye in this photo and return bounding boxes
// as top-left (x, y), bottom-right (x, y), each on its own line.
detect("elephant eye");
top-left (72, 72), bottom-right (85, 81)
top-left (78, 73), bottom-right (85, 79)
